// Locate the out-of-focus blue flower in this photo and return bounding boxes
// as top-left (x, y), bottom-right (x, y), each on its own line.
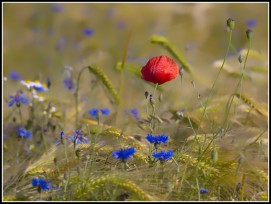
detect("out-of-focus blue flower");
top-left (47, 27), bottom-right (54, 35)
top-left (31, 26), bottom-right (40, 33)
top-left (8, 93), bottom-right (29, 107)
top-left (146, 134), bottom-right (168, 145)
top-left (112, 147), bottom-right (136, 161)
top-left (88, 109), bottom-right (99, 117)
top-left (107, 8), bottom-right (115, 17)
top-left (20, 80), bottom-right (48, 92)
top-left (152, 150), bottom-right (174, 161)
top-left (116, 21), bottom-right (126, 29)
top-left (100, 108), bottom-right (110, 115)
top-left (32, 177), bottom-right (52, 191)
top-left (130, 108), bottom-right (140, 120)
top-left (200, 188), bottom-right (209, 194)
top-left (245, 19), bottom-right (257, 28)
top-left (63, 77), bottom-right (74, 90)
top-left (51, 4), bottom-right (63, 13)
top-left (84, 28), bottom-right (94, 36)
top-left (56, 37), bottom-right (66, 51)
top-left (17, 127), bottom-right (32, 139)
top-left (68, 129), bottom-right (89, 144)
top-left (9, 71), bottom-right (21, 81)
top-left (88, 108), bottom-right (110, 118)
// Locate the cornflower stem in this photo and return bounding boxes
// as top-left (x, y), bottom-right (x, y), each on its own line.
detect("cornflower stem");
top-left (75, 66), bottom-right (89, 129)
top-left (198, 36), bottom-right (251, 162)
top-left (222, 38), bottom-right (251, 128)
top-left (115, 31), bottom-right (131, 125)
top-left (18, 106), bottom-right (23, 126)
top-left (83, 125), bottom-right (91, 176)
top-left (196, 30), bottom-right (233, 135)
top-left (63, 139), bottom-right (70, 200)
top-left (240, 174), bottom-right (246, 201)
top-left (192, 30), bottom-right (233, 163)
top-left (233, 62), bottom-right (244, 116)
top-left (146, 97), bottom-right (149, 116)
top-left (196, 177), bottom-right (201, 201)
top-left (41, 115), bottom-right (48, 154)
top-left (89, 132), bottom-right (98, 172)
top-left (30, 92), bottom-right (35, 129)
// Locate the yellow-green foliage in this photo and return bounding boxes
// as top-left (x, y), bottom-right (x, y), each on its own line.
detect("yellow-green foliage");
top-left (234, 92), bottom-right (268, 118)
top-left (74, 175), bottom-right (152, 201)
top-left (88, 65), bottom-right (120, 105)
top-left (150, 35), bottom-right (193, 74)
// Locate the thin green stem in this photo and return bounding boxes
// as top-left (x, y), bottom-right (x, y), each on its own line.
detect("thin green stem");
top-left (146, 97), bottom-right (149, 116)
top-left (18, 106), bottom-right (23, 126)
top-left (196, 30), bottom-right (233, 135)
top-left (222, 39), bottom-right (251, 129)
top-left (75, 66), bottom-right (89, 129)
top-left (150, 83), bottom-right (159, 133)
top-left (63, 139), bottom-right (70, 200)
top-left (196, 177), bottom-right (201, 201)
top-left (198, 38), bottom-right (251, 161)
top-left (191, 30), bottom-right (233, 163)
top-left (41, 116), bottom-right (48, 154)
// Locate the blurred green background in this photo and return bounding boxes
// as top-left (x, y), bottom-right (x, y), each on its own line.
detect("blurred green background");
top-left (3, 3), bottom-right (268, 127)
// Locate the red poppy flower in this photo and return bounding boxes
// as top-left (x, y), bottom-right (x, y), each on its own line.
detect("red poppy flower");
top-left (141, 55), bottom-right (179, 85)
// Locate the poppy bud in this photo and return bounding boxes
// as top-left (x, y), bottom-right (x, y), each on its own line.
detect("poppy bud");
top-left (141, 55), bottom-right (179, 85)
top-left (238, 55), bottom-right (243, 64)
top-left (145, 91), bottom-right (149, 99)
top-left (149, 94), bottom-right (155, 105)
top-left (246, 29), bottom-right (252, 40)
top-left (227, 18), bottom-right (235, 31)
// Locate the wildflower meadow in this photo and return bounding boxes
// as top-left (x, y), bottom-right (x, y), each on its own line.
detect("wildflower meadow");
top-left (3, 3), bottom-right (268, 201)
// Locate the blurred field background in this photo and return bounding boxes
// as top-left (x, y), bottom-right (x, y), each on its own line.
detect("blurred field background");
top-left (3, 3), bottom-right (268, 201)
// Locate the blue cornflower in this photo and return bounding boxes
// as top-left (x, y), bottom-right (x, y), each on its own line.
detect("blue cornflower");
top-left (88, 108), bottom-right (110, 118)
top-left (32, 84), bottom-right (47, 92)
top-left (60, 131), bottom-right (65, 144)
top-left (51, 4), bottom-right (63, 13)
top-left (245, 19), bottom-right (257, 28)
top-left (116, 21), bottom-right (126, 29)
top-left (130, 108), bottom-right (140, 120)
top-left (32, 177), bottom-right (52, 191)
top-left (8, 93), bottom-right (29, 107)
top-left (100, 108), bottom-right (110, 115)
top-left (88, 109), bottom-right (99, 117)
top-left (152, 150), bottom-right (174, 161)
top-left (146, 134), bottom-right (168, 145)
top-left (200, 188), bottom-right (209, 194)
top-left (63, 76), bottom-right (74, 90)
top-left (56, 37), bottom-right (66, 51)
top-left (69, 129), bottom-right (89, 145)
top-left (84, 28), bottom-right (94, 36)
top-left (17, 127), bottom-right (32, 139)
top-left (9, 71), bottom-right (21, 81)
top-left (112, 147), bottom-right (136, 161)
top-left (107, 8), bottom-right (115, 17)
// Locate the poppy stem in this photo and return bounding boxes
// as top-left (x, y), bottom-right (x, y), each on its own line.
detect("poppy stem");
top-left (150, 83), bottom-right (159, 132)
top-left (152, 83), bottom-right (159, 116)
top-left (153, 83), bottom-right (159, 101)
